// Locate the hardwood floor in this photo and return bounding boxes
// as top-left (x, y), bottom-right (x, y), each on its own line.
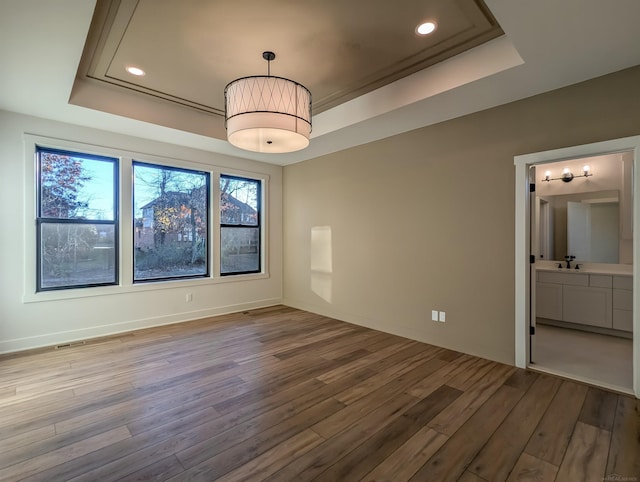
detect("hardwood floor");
top-left (0, 306), bottom-right (638, 481)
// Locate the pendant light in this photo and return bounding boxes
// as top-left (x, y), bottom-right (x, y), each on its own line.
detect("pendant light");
top-left (224, 51), bottom-right (312, 153)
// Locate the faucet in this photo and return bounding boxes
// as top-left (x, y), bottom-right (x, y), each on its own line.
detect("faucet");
top-left (564, 255), bottom-right (575, 269)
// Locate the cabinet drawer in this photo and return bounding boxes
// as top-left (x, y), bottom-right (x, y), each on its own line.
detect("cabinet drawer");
top-left (538, 271), bottom-right (588, 286)
top-left (562, 285), bottom-right (612, 328)
top-left (613, 275), bottom-right (633, 290)
top-left (589, 275), bottom-right (612, 288)
top-left (613, 309), bottom-right (633, 332)
top-left (613, 289), bottom-right (633, 311)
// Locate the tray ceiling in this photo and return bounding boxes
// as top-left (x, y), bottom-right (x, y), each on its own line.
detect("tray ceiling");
top-left (72, 0), bottom-right (502, 140)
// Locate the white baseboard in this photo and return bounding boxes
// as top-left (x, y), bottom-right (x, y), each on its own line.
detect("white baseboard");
top-left (0, 298), bottom-right (282, 355)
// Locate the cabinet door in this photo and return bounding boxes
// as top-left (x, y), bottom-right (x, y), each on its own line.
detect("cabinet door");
top-left (536, 282), bottom-right (562, 320)
top-left (613, 309), bottom-right (633, 332)
top-left (562, 285), bottom-right (612, 328)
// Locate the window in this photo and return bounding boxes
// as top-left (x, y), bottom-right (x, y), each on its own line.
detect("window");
top-left (220, 175), bottom-right (261, 275)
top-left (29, 138), bottom-right (267, 298)
top-left (133, 162), bottom-right (210, 282)
top-left (36, 147), bottom-right (118, 291)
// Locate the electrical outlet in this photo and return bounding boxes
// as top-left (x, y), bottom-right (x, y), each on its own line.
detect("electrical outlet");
top-left (438, 311), bottom-right (446, 322)
top-left (431, 310), bottom-right (438, 321)
top-left (186, 293), bottom-right (193, 302)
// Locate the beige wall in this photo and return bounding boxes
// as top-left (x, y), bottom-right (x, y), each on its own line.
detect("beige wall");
top-left (283, 65), bottom-right (640, 365)
top-left (0, 112), bottom-right (283, 353)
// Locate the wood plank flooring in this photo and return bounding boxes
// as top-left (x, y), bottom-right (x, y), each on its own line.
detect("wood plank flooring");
top-left (0, 306), bottom-right (638, 481)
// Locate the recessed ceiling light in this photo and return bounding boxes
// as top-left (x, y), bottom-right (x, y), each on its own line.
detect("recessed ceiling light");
top-left (416, 21), bottom-right (437, 36)
top-left (125, 66), bottom-right (145, 76)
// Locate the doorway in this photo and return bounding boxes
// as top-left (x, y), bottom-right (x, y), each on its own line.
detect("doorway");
top-left (514, 136), bottom-right (640, 398)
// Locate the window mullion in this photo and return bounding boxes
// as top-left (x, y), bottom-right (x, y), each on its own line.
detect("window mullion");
top-left (120, 157), bottom-right (134, 286)
top-left (212, 171), bottom-right (221, 277)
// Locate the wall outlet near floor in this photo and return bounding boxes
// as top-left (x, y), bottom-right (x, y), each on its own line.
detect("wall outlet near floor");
top-left (438, 311), bottom-right (446, 322)
top-left (431, 310), bottom-right (439, 321)
top-left (186, 293), bottom-right (193, 302)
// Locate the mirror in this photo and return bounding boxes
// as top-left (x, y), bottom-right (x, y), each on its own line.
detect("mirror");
top-left (537, 190), bottom-right (620, 263)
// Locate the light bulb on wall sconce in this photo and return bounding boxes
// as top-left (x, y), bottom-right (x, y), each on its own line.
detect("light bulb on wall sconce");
top-left (541, 165), bottom-right (593, 182)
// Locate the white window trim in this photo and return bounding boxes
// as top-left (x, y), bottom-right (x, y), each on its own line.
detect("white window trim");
top-left (23, 134), bottom-right (269, 303)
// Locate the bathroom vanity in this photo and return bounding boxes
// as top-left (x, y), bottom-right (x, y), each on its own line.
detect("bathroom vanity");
top-left (536, 267), bottom-right (632, 336)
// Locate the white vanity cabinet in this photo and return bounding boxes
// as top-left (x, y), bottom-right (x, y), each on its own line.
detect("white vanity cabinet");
top-left (536, 282), bottom-right (562, 320)
top-left (536, 270), bottom-right (632, 333)
top-left (562, 285), bottom-right (612, 328)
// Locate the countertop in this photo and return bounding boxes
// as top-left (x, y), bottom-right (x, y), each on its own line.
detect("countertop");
top-left (536, 266), bottom-right (632, 276)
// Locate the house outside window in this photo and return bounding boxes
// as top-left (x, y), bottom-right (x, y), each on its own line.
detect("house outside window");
top-left (36, 147), bottom-right (118, 291)
top-left (133, 162), bottom-right (210, 282)
top-left (220, 175), bottom-right (261, 275)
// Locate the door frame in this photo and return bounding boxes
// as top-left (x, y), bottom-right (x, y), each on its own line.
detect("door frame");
top-left (514, 135), bottom-right (640, 398)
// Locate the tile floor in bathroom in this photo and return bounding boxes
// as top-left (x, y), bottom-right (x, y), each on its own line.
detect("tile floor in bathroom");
top-left (534, 323), bottom-right (633, 392)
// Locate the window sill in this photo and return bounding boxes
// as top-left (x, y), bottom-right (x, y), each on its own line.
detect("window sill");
top-left (22, 271), bottom-right (269, 303)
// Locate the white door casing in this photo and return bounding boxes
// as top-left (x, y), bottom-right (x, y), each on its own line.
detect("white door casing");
top-left (530, 166), bottom-right (537, 363)
top-left (514, 135), bottom-right (640, 398)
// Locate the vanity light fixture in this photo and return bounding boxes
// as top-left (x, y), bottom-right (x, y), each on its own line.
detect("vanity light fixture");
top-left (542, 165), bottom-right (592, 182)
top-left (224, 51), bottom-right (312, 153)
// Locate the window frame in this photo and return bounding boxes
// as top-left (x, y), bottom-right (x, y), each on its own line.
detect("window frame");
top-left (219, 174), bottom-right (262, 276)
top-left (23, 135), bottom-right (270, 303)
top-left (132, 160), bottom-right (211, 284)
top-left (35, 147), bottom-right (119, 292)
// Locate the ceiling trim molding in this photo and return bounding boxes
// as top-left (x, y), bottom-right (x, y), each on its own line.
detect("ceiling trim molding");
top-left (71, 0), bottom-right (503, 140)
